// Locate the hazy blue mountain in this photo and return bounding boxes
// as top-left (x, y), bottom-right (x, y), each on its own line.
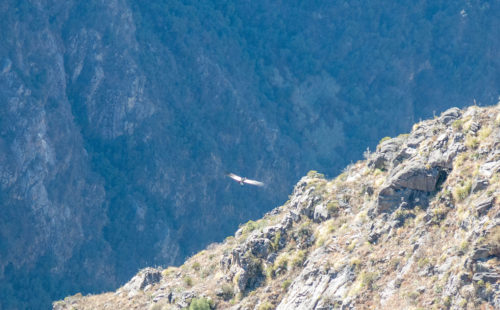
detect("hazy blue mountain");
top-left (0, 0), bottom-right (498, 308)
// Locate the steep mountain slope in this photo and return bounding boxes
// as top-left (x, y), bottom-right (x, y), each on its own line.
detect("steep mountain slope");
top-left (55, 105), bottom-right (500, 309)
top-left (1, 0), bottom-right (500, 308)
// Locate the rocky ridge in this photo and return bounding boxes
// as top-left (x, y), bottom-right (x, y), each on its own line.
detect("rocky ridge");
top-left (55, 105), bottom-right (500, 309)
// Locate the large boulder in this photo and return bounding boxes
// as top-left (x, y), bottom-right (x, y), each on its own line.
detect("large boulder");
top-left (277, 248), bottom-right (355, 310)
top-left (247, 238), bottom-right (272, 259)
top-left (439, 107), bottom-right (461, 124)
top-left (377, 162), bottom-right (448, 213)
top-left (368, 137), bottom-right (405, 170)
top-left (313, 203), bottom-right (329, 222)
top-left (118, 267), bottom-right (162, 297)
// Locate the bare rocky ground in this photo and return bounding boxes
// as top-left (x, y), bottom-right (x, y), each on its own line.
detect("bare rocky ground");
top-left (55, 105), bottom-right (500, 309)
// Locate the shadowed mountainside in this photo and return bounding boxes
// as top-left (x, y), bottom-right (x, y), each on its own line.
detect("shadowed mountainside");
top-left (0, 0), bottom-right (499, 308)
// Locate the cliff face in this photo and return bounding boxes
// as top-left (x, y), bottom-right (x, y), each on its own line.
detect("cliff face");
top-left (1, 0), bottom-right (500, 308)
top-left (55, 105), bottom-right (500, 309)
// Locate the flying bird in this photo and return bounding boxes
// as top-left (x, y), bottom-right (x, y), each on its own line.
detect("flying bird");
top-left (226, 173), bottom-right (264, 187)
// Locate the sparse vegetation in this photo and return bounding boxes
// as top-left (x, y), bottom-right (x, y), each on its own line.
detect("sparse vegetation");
top-left (359, 271), bottom-right (378, 290)
top-left (432, 206), bottom-right (449, 222)
top-left (282, 279), bottom-right (292, 290)
top-left (274, 254), bottom-right (289, 274)
top-left (240, 220), bottom-right (258, 235)
top-left (465, 135), bottom-right (479, 149)
top-left (291, 250), bottom-right (307, 268)
top-left (478, 126), bottom-right (492, 140)
top-left (379, 136), bottom-right (391, 145)
top-left (453, 180), bottom-right (472, 201)
top-left (162, 267), bottom-right (177, 277)
top-left (272, 231), bottom-right (282, 250)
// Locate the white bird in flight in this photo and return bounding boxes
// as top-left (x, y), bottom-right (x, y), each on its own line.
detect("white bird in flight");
top-left (226, 173), bottom-right (264, 187)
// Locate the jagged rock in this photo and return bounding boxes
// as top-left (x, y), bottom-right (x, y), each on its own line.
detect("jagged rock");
top-left (479, 160), bottom-right (500, 177)
top-left (391, 162), bottom-right (442, 192)
top-left (475, 197), bottom-right (495, 216)
top-left (313, 203), bottom-right (329, 222)
top-left (472, 178), bottom-right (489, 193)
top-left (369, 153), bottom-right (389, 170)
top-left (392, 146), bottom-right (417, 166)
top-left (471, 247), bottom-right (493, 260)
top-left (152, 292), bottom-right (169, 303)
top-left (367, 231), bottom-right (380, 244)
top-left (230, 250), bottom-right (265, 293)
top-left (220, 255), bottom-right (232, 270)
top-left (175, 291), bottom-right (195, 309)
top-left (377, 161), bottom-right (447, 213)
top-left (119, 268), bottom-right (161, 296)
top-left (368, 137), bottom-right (404, 170)
top-left (469, 121), bottom-right (481, 133)
top-left (267, 253), bottom-right (277, 263)
top-left (301, 196), bottom-right (323, 219)
top-left (474, 262), bottom-right (497, 274)
top-left (473, 272), bottom-right (500, 283)
top-left (277, 262), bottom-right (354, 310)
top-left (247, 238), bottom-right (272, 259)
top-left (406, 134), bottom-right (426, 148)
top-left (439, 107), bottom-right (461, 124)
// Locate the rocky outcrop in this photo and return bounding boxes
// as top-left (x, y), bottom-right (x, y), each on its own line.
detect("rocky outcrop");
top-left (118, 268), bottom-right (162, 298)
top-left (54, 105), bottom-right (500, 310)
top-left (377, 161), bottom-right (448, 213)
top-left (276, 248), bottom-right (355, 310)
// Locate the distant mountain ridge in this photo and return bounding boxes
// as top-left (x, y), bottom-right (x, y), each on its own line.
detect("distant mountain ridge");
top-left (1, 0), bottom-right (499, 308)
top-left (55, 105), bottom-right (500, 309)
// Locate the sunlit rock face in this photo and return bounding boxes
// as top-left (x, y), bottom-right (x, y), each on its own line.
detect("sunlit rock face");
top-left (54, 105), bottom-right (500, 310)
top-left (1, 0), bottom-right (498, 308)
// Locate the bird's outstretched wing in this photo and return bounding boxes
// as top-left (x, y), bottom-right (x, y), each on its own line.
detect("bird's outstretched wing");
top-left (227, 173), bottom-right (243, 182)
top-left (243, 178), bottom-right (264, 187)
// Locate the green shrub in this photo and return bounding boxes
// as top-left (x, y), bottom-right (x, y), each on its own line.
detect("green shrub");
top-left (295, 221), bottom-right (312, 243)
top-left (327, 201), bottom-right (339, 215)
top-left (272, 231), bottom-right (282, 250)
top-left (220, 283), bottom-right (234, 301)
top-left (360, 271), bottom-right (378, 290)
top-left (291, 250), bottom-right (306, 268)
top-left (189, 297), bottom-right (213, 310)
top-left (282, 279), bottom-right (292, 290)
top-left (184, 275), bottom-right (193, 287)
top-left (240, 220), bottom-right (258, 235)
top-left (379, 136), bottom-right (391, 144)
top-left (453, 181), bottom-right (472, 201)
top-left (432, 206), bottom-right (449, 222)
top-left (274, 254), bottom-right (289, 274)
top-left (452, 119), bottom-right (464, 130)
top-left (465, 135), bottom-right (479, 149)
top-left (307, 170), bottom-right (325, 179)
top-left (478, 126), bottom-right (492, 140)
top-left (192, 262), bottom-right (201, 271)
top-left (258, 301), bottom-right (274, 310)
